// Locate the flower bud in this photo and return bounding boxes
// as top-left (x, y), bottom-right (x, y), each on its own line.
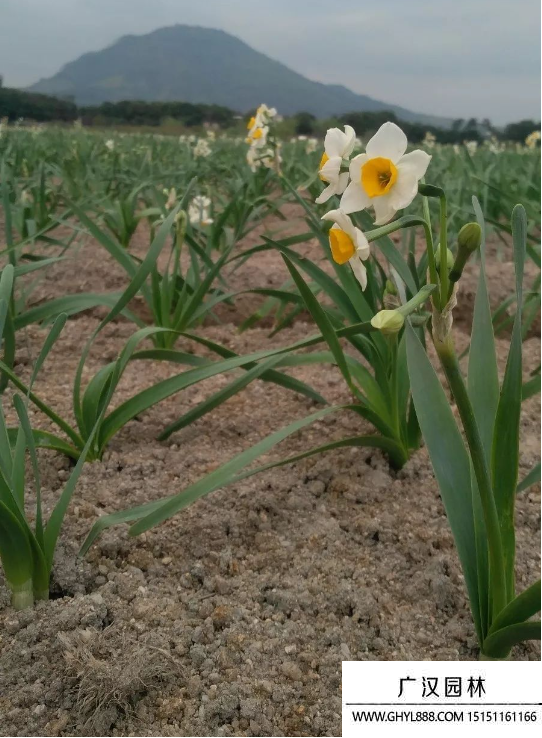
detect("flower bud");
top-left (435, 246), bottom-right (454, 271)
top-left (449, 222), bottom-right (482, 285)
top-left (371, 309), bottom-right (405, 335)
top-left (457, 222), bottom-right (482, 254)
top-left (174, 210), bottom-right (187, 248)
top-left (384, 279), bottom-right (397, 296)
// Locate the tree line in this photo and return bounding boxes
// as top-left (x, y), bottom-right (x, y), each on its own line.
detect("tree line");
top-left (0, 86), bottom-right (539, 143)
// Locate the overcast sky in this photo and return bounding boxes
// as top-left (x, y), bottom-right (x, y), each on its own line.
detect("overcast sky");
top-left (1, 0), bottom-right (540, 124)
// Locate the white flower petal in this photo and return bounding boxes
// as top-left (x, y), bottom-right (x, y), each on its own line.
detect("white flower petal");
top-left (337, 171), bottom-right (350, 194)
top-left (342, 125), bottom-right (357, 158)
top-left (340, 181), bottom-right (371, 214)
top-left (348, 153), bottom-right (367, 182)
top-left (315, 183), bottom-right (337, 204)
top-left (372, 195), bottom-right (397, 225)
top-left (321, 208), bottom-right (351, 233)
top-left (397, 149), bottom-right (432, 179)
top-left (366, 122), bottom-right (408, 163)
top-left (389, 171), bottom-right (419, 210)
top-left (324, 128), bottom-right (347, 158)
top-left (354, 228), bottom-right (370, 260)
top-left (320, 155), bottom-right (342, 183)
top-left (349, 255), bottom-right (368, 290)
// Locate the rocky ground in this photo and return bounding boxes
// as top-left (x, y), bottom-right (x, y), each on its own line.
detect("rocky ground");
top-left (0, 206), bottom-right (540, 736)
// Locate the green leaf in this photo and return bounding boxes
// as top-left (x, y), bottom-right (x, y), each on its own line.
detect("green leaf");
top-left (0, 499), bottom-right (34, 588)
top-left (522, 373), bottom-right (540, 401)
top-left (143, 333), bottom-right (327, 407)
top-left (360, 212), bottom-right (421, 296)
top-left (6, 427), bottom-right (80, 459)
top-left (30, 314), bottom-right (68, 389)
top-left (0, 357), bottom-right (84, 448)
top-left (42, 415), bottom-right (101, 568)
top-left (14, 293), bottom-right (141, 330)
top-left (158, 354), bottom-right (285, 439)
top-left (282, 254), bottom-right (352, 387)
top-left (517, 462), bottom-right (541, 494)
top-left (72, 208), bottom-right (181, 430)
top-left (482, 621), bottom-right (541, 659)
top-left (80, 405), bottom-right (345, 552)
top-left (469, 198), bottom-right (500, 460)
top-left (406, 322), bottom-right (482, 642)
top-left (488, 580), bottom-right (541, 635)
top-left (468, 197), bottom-right (499, 637)
top-left (491, 205), bottom-right (527, 599)
top-left (13, 395), bottom-right (44, 546)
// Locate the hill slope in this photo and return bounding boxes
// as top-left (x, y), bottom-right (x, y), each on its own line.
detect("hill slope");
top-left (29, 25), bottom-right (447, 125)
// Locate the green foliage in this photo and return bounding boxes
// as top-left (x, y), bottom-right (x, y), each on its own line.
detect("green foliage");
top-left (79, 100), bottom-right (235, 128)
top-left (0, 87), bottom-right (77, 123)
top-left (406, 203), bottom-right (540, 658)
top-left (0, 118), bottom-right (539, 664)
top-left (0, 306), bottom-right (97, 609)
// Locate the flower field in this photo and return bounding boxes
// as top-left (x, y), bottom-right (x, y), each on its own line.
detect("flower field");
top-left (0, 118), bottom-right (540, 735)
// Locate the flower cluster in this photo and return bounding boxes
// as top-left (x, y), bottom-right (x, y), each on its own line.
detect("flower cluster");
top-left (423, 131), bottom-right (437, 149)
top-left (245, 104), bottom-right (281, 173)
top-left (525, 130), bottom-right (541, 149)
top-left (188, 195), bottom-right (213, 227)
top-left (316, 122), bottom-right (431, 289)
top-left (193, 138), bottom-right (212, 158)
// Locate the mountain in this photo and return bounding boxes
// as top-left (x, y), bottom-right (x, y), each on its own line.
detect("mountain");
top-left (28, 25), bottom-right (448, 126)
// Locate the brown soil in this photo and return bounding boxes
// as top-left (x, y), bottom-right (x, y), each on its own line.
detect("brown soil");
top-left (0, 204), bottom-right (540, 737)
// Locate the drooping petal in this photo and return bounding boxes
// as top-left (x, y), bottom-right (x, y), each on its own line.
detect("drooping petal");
top-left (366, 122), bottom-right (408, 163)
top-left (397, 149), bottom-right (432, 179)
top-left (320, 155), bottom-right (342, 183)
top-left (340, 181), bottom-right (371, 214)
top-left (372, 195), bottom-right (397, 225)
top-left (349, 254), bottom-right (368, 290)
top-left (321, 208), bottom-right (352, 232)
top-left (324, 128), bottom-right (348, 158)
top-left (315, 183), bottom-right (337, 204)
top-left (354, 228), bottom-right (371, 260)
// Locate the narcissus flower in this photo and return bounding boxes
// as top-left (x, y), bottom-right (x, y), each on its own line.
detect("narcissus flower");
top-left (322, 209), bottom-right (370, 289)
top-left (316, 125), bottom-right (356, 205)
top-left (246, 125), bottom-right (269, 147)
top-left (340, 122), bottom-right (431, 225)
top-left (188, 196), bottom-right (213, 226)
top-left (256, 104), bottom-right (277, 121)
top-left (193, 138), bottom-right (212, 158)
top-left (525, 130), bottom-right (541, 149)
top-left (246, 103), bottom-right (281, 173)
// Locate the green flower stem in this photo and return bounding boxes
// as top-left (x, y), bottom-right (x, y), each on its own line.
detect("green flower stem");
top-left (387, 335), bottom-right (401, 440)
top-left (448, 250), bottom-right (470, 291)
top-left (418, 184), bottom-right (444, 311)
top-left (435, 335), bottom-right (507, 621)
top-left (439, 193), bottom-right (449, 308)
top-left (397, 283), bottom-right (437, 318)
